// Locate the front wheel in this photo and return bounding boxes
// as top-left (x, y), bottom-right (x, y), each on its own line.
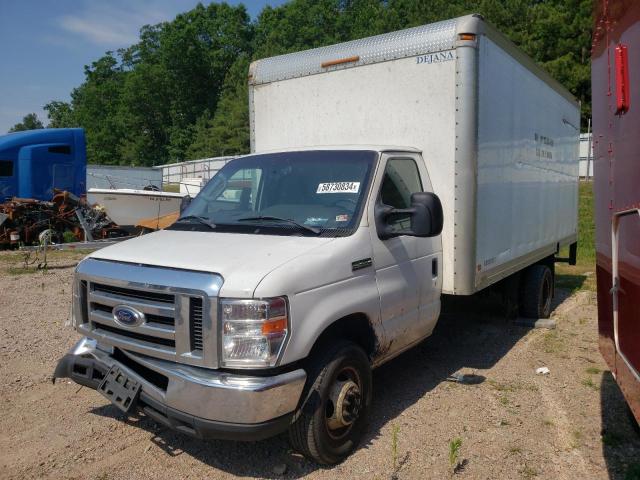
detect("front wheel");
top-left (288, 340), bottom-right (372, 465)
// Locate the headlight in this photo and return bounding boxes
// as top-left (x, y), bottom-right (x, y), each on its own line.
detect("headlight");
top-left (220, 297), bottom-right (289, 368)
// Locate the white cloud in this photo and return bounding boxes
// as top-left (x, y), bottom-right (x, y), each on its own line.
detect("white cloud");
top-left (57, 1), bottom-right (175, 48)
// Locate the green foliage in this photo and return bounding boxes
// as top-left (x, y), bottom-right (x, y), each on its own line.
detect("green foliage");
top-left (578, 182), bottom-right (595, 263)
top-left (44, 101), bottom-right (76, 128)
top-left (449, 437), bottom-right (462, 471)
top-left (9, 113), bottom-right (44, 132)
top-left (32, 0), bottom-right (592, 165)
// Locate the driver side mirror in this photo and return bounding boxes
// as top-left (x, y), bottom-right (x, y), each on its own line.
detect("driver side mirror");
top-left (375, 192), bottom-right (443, 240)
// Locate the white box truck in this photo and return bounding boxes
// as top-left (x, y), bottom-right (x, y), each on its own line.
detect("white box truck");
top-left (54, 14), bottom-right (579, 464)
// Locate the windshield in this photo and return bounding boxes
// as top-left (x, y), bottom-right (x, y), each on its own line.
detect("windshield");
top-left (170, 150), bottom-right (377, 236)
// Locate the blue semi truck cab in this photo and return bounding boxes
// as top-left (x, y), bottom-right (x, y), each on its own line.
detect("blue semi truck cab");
top-left (0, 128), bottom-right (86, 201)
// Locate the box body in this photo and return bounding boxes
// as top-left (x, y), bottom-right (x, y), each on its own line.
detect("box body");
top-left (249, 15), bottom-right (579, 294)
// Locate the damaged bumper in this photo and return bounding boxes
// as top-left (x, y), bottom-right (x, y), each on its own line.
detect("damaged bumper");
top-left (54, 337), bottom-right (306, 441)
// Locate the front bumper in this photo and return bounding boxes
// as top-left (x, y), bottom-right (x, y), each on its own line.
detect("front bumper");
top-left (54, 337), bottom-right (306, 441)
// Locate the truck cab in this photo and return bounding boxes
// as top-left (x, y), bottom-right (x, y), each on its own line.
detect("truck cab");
top-left (55, 146), bottom-right (443, 464)
top-left (0, 128), bottom-right (86, 201)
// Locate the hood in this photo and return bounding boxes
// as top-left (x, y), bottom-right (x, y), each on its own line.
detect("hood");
top-left (89, 229), bottom-right (336, 297)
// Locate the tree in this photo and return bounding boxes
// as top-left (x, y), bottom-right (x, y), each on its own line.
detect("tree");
top-left (9, 113), bottom-right (44, 132)
top-left (38, 0), bottom-right (593, 165)
top-left (44, 101), bottom-right (76, 128)
top-left (186, 55), bottom-right (251, 159)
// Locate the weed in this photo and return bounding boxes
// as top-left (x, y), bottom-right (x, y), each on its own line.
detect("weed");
top-left (541, 330), bottom-right (564, 354)
top-left (7, 266), bottom-right (40, 275)
top-left (499, 395), bottom-right (510, 406)
top-left (62, 230), bottom-right (77, 243)
top-left (391, 424), bottom-right (399, 472)
top-left (449, 437), bottom-right (462, 473)
top-left (581, 378), bottom-right (600, 391)
top-left (499, 419), bottom-right (510, 427)
top-left (586, 367), bottom-right (601, 375)
top-left (508, 445), bottom-right (522, 455)
top-left (570, 430), bottom-right (583, 449)
top-left (542, 419), bottom-right (554, 427)
top-left (520, 464), bottom-right (538, 478)
top-left (488, 380), bottom-right (538, 393)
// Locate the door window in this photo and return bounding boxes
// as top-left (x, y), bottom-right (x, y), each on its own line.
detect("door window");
top-left (379, 158), bottom-right (423, 231)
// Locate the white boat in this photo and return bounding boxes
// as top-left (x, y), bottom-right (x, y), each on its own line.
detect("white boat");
top-left (87, 188), bottom-right (186, 231)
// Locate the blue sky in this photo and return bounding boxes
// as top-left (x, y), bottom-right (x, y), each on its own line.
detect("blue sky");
top-left (0, 0), bottom-right (287, 133)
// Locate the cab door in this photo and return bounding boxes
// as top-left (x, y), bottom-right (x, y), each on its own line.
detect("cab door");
top-left (368, 153), bottom-right (443, 358)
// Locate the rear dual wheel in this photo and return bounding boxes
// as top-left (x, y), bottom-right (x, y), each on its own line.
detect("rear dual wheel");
top-left (289, 341), bottom-right (372, 465)
top-left (520, 264), bottom-right (554, 319)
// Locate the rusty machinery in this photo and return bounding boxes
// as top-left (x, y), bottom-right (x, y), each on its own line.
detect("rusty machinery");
top-left (0, 190), bottom-right (128, 249)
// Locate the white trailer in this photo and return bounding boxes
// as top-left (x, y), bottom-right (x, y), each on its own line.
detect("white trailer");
top-left (249, 14), bottom-right (580, 295)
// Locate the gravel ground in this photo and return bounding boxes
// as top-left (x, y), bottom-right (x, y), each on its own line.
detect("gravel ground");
top-left (0, 250), bottom-right (638, 480)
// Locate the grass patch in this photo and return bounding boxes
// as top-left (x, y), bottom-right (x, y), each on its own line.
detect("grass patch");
top-left (391, 424), bottom-right (399, 472)
top-left (488, 380), bottom-right (538, 393)
top-left (581, 377), bottom-right (600, 391)
top-left (541, 330), bottom-right (565, 354)
top-left (508, 445), bottom-right (522, 455)
top-left (519, 464), bottom-right (538, 479)
top-left (586, 367), bottom-right (601, 375)
top-left (556, 182), bottom-right (596, 292)
top-left (0, 249), bottom-right (90, 274)
top-left (570, 430), bottom-right (583, 449)
top-left (576, 181), bottom-right (595, 264)
top-left (6, 266), bottom-right (41, 275)
top-left (162, 183), bottom-right (181, 193)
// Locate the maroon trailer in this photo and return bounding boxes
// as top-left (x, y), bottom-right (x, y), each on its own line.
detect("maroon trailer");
top-left (592, 0), bottom-right (640, 426)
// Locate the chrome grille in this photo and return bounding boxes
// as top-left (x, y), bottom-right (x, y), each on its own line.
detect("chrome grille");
top-left (88, 281), bottom-right (177, 354)
top-left (74, 258), bottom-right (223, 369)
top-left (190, 297), bottom-right (204, 352)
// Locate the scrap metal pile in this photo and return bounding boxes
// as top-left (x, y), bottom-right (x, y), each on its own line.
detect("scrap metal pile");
top-left (0, 190), bottom-right (128, 249)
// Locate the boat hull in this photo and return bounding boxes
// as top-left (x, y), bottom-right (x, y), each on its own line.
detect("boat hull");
top-left (87, 189), bottom-right (184, 231)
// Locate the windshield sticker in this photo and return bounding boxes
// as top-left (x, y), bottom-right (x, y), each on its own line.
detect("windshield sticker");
top-left (317, 182), bottom-right (360, 194)
top-left (335, 214), bottom-right (349, 222)
top-left (305, 217), bottom-right (328, 226)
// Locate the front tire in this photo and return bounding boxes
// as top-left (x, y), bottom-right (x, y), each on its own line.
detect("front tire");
top-left (288, 340), bottom-right (372, 465)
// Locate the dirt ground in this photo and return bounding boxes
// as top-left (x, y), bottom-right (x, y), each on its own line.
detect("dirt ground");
top-left (0, 250), bottom-right (639, 480)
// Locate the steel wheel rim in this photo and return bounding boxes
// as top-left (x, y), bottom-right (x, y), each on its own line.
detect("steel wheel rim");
top-left (325, 366), bottom-right (362, 440)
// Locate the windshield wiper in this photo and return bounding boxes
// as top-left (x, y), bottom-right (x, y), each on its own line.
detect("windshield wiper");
top-left (237, 215), bottom-right (321, 235)
top-left (175, 215), bottom-right (217, 230)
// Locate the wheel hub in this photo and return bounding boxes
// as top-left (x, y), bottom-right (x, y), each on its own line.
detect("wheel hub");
top-left (327, 379), bottom-right (361, 430)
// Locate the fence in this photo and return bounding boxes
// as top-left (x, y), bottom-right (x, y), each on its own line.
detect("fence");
top-left (160, 156), bottom-right (237, 185)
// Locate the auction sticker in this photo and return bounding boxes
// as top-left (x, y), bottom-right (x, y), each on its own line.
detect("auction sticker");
top-left (316, 182), bottom-right (360, 194)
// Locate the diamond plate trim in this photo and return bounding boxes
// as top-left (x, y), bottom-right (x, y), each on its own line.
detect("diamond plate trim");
top-left (250, 18), bottom-right (457, 85)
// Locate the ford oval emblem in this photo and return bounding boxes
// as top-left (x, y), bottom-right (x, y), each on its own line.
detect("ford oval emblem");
top-left (112, 305), bottom-right (145, 327)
